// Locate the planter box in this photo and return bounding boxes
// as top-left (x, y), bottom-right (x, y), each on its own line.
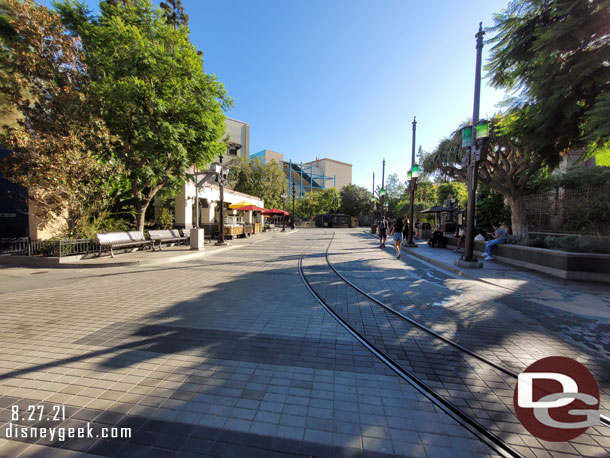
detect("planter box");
top-left (446, 236), bottom-right (610, 283)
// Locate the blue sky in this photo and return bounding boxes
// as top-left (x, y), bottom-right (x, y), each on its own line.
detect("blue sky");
top-left (45, 0), bottom-right (511, 190)
top-left (182, 0), bottom-right (510, 189)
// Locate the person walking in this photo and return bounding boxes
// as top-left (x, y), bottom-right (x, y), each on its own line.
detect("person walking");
top-left (402, 217), bottom-right (410, 247)
top-left (389, 217), bottom-right (404, 259)
top-left (480, 222), bottom-right (506, 260)
top-left (378, 217), bottom-right (388, 248)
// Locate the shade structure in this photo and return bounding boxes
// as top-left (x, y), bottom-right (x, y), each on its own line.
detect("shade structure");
top-left (235, 205), bottom-right (265, 212)
top-left (420, 205), bottom-right (456, 214)
top-left (229, 201), bottom-right (253, 209)
top-left (261, 208), bottom-right (289, 216)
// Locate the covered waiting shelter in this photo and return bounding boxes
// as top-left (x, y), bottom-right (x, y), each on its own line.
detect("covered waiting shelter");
top-left (420, 205), bottom-right (458, 232)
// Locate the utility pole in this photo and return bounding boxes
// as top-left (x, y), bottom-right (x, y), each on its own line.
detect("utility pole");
top-left (381, 158), bottom-right (386, 218)
top-left (456, 23), bottom-right (485, 268)
top-left (406, 117), bottom-right (418, 247)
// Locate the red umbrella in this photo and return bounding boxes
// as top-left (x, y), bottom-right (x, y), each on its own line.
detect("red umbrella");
top-left (261, 208), bottom-right (289, 215)
top-left (235, 205), bottom-right (266, 212)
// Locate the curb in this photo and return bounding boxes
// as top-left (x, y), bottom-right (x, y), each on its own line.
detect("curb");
top-left (402, 247), bottom-right (480, 281)
top-left (0, 230), bottom-right (298, 270)
top-left (362, 230), bottom-right (480, 281)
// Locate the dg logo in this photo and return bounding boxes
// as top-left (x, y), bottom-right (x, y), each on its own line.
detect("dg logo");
top-left (513, 356), bottom-right (601, 442)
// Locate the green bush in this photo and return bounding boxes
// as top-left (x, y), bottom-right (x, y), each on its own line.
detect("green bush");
top-left (522, 237), bottom-right (546, 248)
top-left (576, 236), bottom-right (610, 254)
top-left (154, 207), bottom-right (174, 229)
top-left (518, 234), bottom-right (610, 253)
top-left (545, 235), bottom-right (578, 251)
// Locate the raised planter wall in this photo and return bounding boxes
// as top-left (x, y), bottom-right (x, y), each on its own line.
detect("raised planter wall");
top-left (445, 236), bottom-right (610, 283)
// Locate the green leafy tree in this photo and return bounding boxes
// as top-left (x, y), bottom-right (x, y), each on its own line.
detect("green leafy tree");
top-left (0, 0), bottom-right (119, 238)
top-left (160, 0), bottom-right (188, 28)
top-left (230, 157), bottom-right (286, 210)
top-left (384, 173), bottom-right (405, 199)
top-left (57, 0), bottom-right (231, 231)
top-left (435, 182), bottom-right (467, 208)
top-left (424, 114), bottom-right (545, 239)
top-left (295, 192), bottom-right (319, 219)
top-left (476, 185), bottom-right (512, 228)
top-left (487, 0), bottom-right (610, 158)
top-left (317, 188), bottom-right (340, 214)
top-left (340, 184), bottom-right (373, 218)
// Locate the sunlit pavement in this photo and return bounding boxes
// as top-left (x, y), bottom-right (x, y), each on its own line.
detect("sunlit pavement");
top-left (0, 228), bottom-right (608, 457)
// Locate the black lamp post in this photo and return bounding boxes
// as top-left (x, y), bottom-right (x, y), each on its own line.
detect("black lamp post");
top-left (456, 23), bottom-right (486, 268)
top-left (291, 182), bottom-right (296, 230)
top-left (281, 193), bottom-right (287, 231)
top-left (215, 152), bottom-right (228, 246)
top-left (380, 158), bottom-right (386, 219)
top-left (406, 117), bottom-right (419, 247)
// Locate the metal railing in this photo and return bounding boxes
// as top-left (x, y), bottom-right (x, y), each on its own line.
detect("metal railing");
top-left (525, 184), bottom-right (610, 236)
top-left (0, 237), bottom-right (30, 255)
top-left (0, 238), bottom-right (98, 258)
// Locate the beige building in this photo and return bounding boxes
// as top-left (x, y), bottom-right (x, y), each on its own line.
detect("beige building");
top-left (303, 157), bottom-right (352, 190)
top-left (222, 117), bottom-right (249, 164)
top-left (250, 151), bottom-right (352, 196)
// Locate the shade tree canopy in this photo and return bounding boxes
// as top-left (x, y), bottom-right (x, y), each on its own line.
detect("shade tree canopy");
top-left (56, 0), bottom-right (231, 231)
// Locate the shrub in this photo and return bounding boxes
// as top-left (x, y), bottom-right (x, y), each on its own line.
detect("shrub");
top-left (154, 207), bottom-right (174, 230)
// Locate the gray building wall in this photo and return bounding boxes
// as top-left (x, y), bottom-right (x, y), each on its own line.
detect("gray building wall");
top-left (223, 117), bottom-right (249, 163)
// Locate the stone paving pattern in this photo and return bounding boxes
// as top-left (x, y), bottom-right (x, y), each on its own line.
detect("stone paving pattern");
top-left (302, 234), bottom-right (609, 457)
top-left (0, 231), bottom-right (502, 457)
top-left (331, 231), bottom-right (610, 453)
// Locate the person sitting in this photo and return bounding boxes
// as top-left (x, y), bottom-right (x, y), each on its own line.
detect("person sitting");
top-left (453, 225), bottom-right (466, 252)
top-left (480, 222), bottom-right (506, 260)
top-left (428, 225), bottom-right (447, 248)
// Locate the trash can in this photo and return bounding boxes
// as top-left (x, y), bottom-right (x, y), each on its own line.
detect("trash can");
top-left (371, 224), bottom-right (377, 234)
top-left (420, 222), bottom-right (432, 240)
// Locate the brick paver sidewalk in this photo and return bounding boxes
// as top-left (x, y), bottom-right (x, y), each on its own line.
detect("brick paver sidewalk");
top-left (0, 230), bottom-right (502, 457)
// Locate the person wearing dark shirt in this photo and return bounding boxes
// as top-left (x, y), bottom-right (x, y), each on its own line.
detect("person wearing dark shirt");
top-left (389, 218), bottom-right (404, 259)
top-left (428, 225), bottom-right (447, 248)
top-left (377, 217), bottom-right (388, 248)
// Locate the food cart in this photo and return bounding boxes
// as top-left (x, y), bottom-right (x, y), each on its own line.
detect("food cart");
top-left (222, 215), bottom-right (253, 239)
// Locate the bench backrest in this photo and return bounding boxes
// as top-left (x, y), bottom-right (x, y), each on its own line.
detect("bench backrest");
top-left (148, 230), bottom-right (172, 240)
top-left (127, 231), bottom-right (146, 242)
top-left (148, 229), bottom-right (185, 240)
top-left (96, 231), bottom-right (146, 245)
top-left (169, 229), bottom-right (183, 238)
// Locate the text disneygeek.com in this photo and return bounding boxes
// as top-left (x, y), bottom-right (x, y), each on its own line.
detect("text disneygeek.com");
top-left (4, 422), bottom-right (131, 441)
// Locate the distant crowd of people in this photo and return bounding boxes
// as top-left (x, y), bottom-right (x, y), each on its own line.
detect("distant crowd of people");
top-left (377, 216), bottom-right (508, 261)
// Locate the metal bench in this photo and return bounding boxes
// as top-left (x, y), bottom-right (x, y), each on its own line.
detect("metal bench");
top-left (96, 231), bottom-right (153, 258)
top-left (148, 229), bottom-right (189, 250)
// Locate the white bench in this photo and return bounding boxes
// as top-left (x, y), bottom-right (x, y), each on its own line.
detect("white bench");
top-left (96, 231), bottom-right (153, 258)
top-left (148, 229), bottom-right (189, 250)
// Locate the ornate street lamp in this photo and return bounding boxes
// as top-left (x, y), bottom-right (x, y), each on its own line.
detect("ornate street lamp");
top-left (281, 193), bottom-right (287, 231)
top-left (456, 23), bottom-right (486, 268)
top-left (406, 117), bottom-right (418, 247)
top-left (291, 182), bottom-right (296, 230)
top-left (215, 152), bottom-right (229, 246)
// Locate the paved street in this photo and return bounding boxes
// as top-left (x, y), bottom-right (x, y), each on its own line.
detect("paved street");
top-left (0, 229), bottom-right (608, 457)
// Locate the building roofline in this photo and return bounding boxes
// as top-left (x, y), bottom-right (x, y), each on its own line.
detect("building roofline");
top-left (303, 158), bottom-right (352, 167)
top-left (225, 116), bottom-right (249, 126)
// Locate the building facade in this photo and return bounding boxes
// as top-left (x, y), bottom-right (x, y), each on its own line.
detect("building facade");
top-left (250, 150), bottom-right (352, 197)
